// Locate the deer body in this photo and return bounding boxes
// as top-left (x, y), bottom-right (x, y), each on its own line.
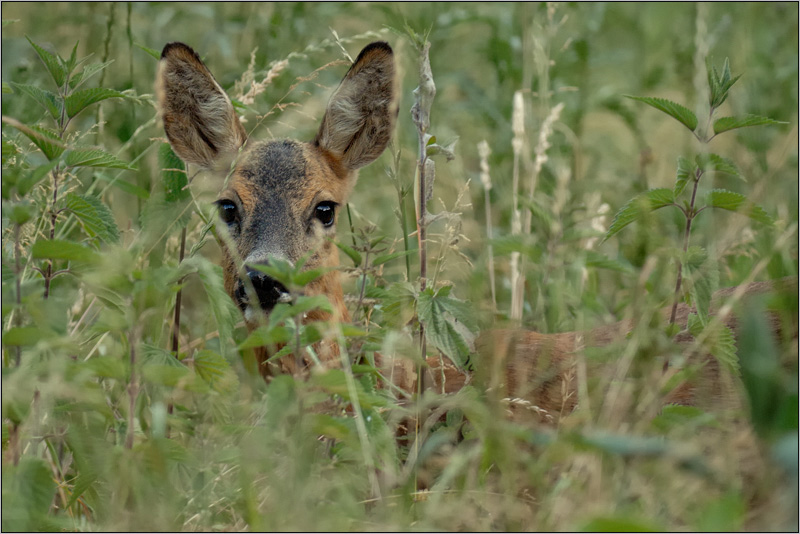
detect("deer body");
top-left (157, 41), bottom-right (791, 420)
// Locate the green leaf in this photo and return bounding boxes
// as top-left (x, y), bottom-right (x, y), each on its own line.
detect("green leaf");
top-left (695, 153), bottom-right (740, 179)
top-left (31, 238), bottom-right (98, 262)
top-left (8, 82), bottom-right (62, 121)
top-left (64, 87), bottom-right (126, 118)
top-left (417, 287), bottom-right (475, 368)
top-left (2, 326), bottom-right (48, 346)
top-left (673, 156), bottom-right (695, 197)
top-left (26, 36), bottom-right (67, 87)
top-left (4, 119), bottom-right (65, 160)
top-left (624, 95), bottom-right (698, 132)
top-left (193, 349), bottom-right (237, 394)
top-left (69, 60), bottom-right (114, 90)
top-left (683, 246), bottom-right (717, 324)
top-left (180, 256), bottom-right (240, 359)
top-left (238, 325), bottom-right (292, 350)
top-left (2, 457), bottom-right (56, 531)
top-left (702, 189), bottom-right (774, 225)
top-left (713, 115), bottom-right (786, 135)
top-left (372, 249), bottom-right (415, 267)
top-left (65, 193), bottom-right (120, 243)
top-left (603, 188), bottom-right (676, 241)
top-left (334, 240), bottom-right (362, 266)
top-left (2, 82), bottom-right (13, 94)
top-left (584, 251), bottom-right (634, 274)
top-left (65, 148), bottom-right (135, 170)
top-left (310, 368), bottom-right (387, 409)
top-left (158, 143), bottom-right (187, 202)
top-left (688, 314), bottom-right (739, 375)
top-left (17, 160), bottom-right (58, 197)
top-left (136, 43), bottom-right (161, 61)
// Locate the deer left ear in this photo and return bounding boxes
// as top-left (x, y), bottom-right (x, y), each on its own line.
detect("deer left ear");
top-left (314, 42), bottom-right (398, 171)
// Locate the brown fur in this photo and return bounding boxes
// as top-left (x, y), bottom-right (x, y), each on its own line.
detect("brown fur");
top-left (157, 41), bottom-right (397, 378)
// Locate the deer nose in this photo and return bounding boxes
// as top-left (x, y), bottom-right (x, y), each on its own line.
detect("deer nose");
top-left (234, 268), bottom-right (290, 313)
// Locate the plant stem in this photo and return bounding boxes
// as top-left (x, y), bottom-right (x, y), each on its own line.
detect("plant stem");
top-left (125, 339), bottom-right (137, 449)
top-left (13, 224), bottom-right (23, 366)
top-left (669, 168), bottom-right (703, 324)
top-left (171, 227), bottom-right (187, 356)
top-left (43, 166), bottom-right (61, 299)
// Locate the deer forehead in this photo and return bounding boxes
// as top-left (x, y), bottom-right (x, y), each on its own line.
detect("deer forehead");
top-left (227, 139), bottom-right (353, 217)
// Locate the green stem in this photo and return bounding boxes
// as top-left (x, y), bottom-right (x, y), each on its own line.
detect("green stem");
top-left (669, 168), bottom-right (703, 325)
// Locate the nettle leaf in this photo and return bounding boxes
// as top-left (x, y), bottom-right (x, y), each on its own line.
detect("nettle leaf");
top-left (31, 238), bottom-right (98, 263)
top-left (696, 153), bottom-right (740, 179)
top-left (136, 43), bottom-right (161, 61)
top-left (372, 249), bottom-right (415, 267)
top-left (5, 456), bottom-right (57, 531)
top-left (603, 188), bottom-right (676, 241)
top-left (674, 156), bottom-right (695, 197)
top-left (17, 160), bottom-right (58, 197)
top-left (4, 119), bottom-right (65, 160)
top-left (180, 256), bottom-right (240, 359)
top-left (713, 115), bottom-right (786, 135)
top-left (65, 192), bottom-right (120, 243)
top-left (703, 189), bottom-right (774, 226)
top-left (64, 87), bottom-right (126, 118)
top-left (335, 240), bottom-right (362, 267)
top-left (158, 143), bottom-right (188, 202)
top-left (683, 246), bottom-right (717, 324)
top-left (625, 95), bottom-right (698, 132)
top-left (417, 286), bottom-right (476, 368)
top-left (8, 82), bottom-right (62, 121)
top-left (69, 60), bottom-right (114, 90)
top-left (65, 148), bottom-right (135, 170)
top-left (585, 250), bottom-right (634, 274)
top-left (688, 314), bottom-right (739, 375)
top-left (193, 349), bottom-right (237, 394)
top-left (26, 36), bottom-right (67, 88)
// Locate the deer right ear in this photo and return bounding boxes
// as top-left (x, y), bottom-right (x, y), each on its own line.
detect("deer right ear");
top-left (156, 42), bottom-right (246, 170)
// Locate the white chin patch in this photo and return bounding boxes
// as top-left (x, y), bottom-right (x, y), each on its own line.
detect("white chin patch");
top-left (243, 305), bottom-right (258, 324)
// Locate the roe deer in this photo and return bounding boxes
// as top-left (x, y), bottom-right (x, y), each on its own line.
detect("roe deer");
top-left (157, 41), bottom-right (795, 422)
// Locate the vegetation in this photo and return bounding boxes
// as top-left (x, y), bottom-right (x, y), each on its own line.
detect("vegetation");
top-left (2, 3), bottom-right (797, 531)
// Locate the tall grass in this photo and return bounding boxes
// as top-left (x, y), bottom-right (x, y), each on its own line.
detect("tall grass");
top-left (2, 3), bottom-right (797, 531)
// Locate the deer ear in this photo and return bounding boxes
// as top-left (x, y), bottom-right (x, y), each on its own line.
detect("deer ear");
top-left (156, 42), bottom-right (246, 170)
top-left (314, 42), bottom-right (397, 171)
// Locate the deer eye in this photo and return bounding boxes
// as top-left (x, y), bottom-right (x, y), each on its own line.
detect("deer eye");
top-left (216, 199), bottom-right (239, 228)
top-left (314, 201), bottom-right (336, 228)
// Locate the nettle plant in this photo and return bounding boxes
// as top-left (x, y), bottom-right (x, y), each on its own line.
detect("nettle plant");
top-left (604, 58), bottom-right (785, 369)
top-left (3, 38), bottom-right (133, 350)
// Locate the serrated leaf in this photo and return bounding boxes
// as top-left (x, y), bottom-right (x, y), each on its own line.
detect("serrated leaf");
top-left (65, 148), bottom-right (134, 170)
top-left (585, 250), bottom-right (634, 274)
top-left (8, 82), bottom-right (62, 121)
top-left (5, 457), bottom-right (56, 531)
top-left (625, 95), bottom-right (698, 132)
top-left (695, 153), bottom-right (740, 179)
top-left (2, 117), bottom-right (65, 160)
top-left (674, 156), bottom-right (695, 197)
top-left (65, 193), bottom-right (120, 243)
top-left (17, 160), bottom-right (58, 197)
top-left (64, 87), bottom-right (126, 118)
top-left (417, 287), bottom-right (474, 368)
top-left (180, 256), bottom-right (239, 359)
top-left (683, 246), bottom-right (717, 324)
top-left (193, 349), bottom-right (237, 394)
top-left (158, 143), bottom-right (187, 202)
top-left (69, 60), bottom-right (114, 90)
top-left (238, 325), bottom-right (292, 350)
top-left (31, 239), bottom-right (98, 262)
top-left (703, 189), bottom-right (774, 225)
top-left (334, 240), bottom-right (362, 266)
top-left (713, 115), bottom-right (786, 135)
top-left (603, 188), bottom-right (677, 241)
top-left (26, 36), bottom-right (67, 87)
top-left (688, 314), bottom-right (739, 375)
top-left (136, 43), bottom-right (161, 61)
top-left (2, 326), bottom-right (48, 346)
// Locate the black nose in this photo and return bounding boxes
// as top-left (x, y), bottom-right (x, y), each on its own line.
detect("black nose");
top-left (234, 268), bottom-right (290, 312)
